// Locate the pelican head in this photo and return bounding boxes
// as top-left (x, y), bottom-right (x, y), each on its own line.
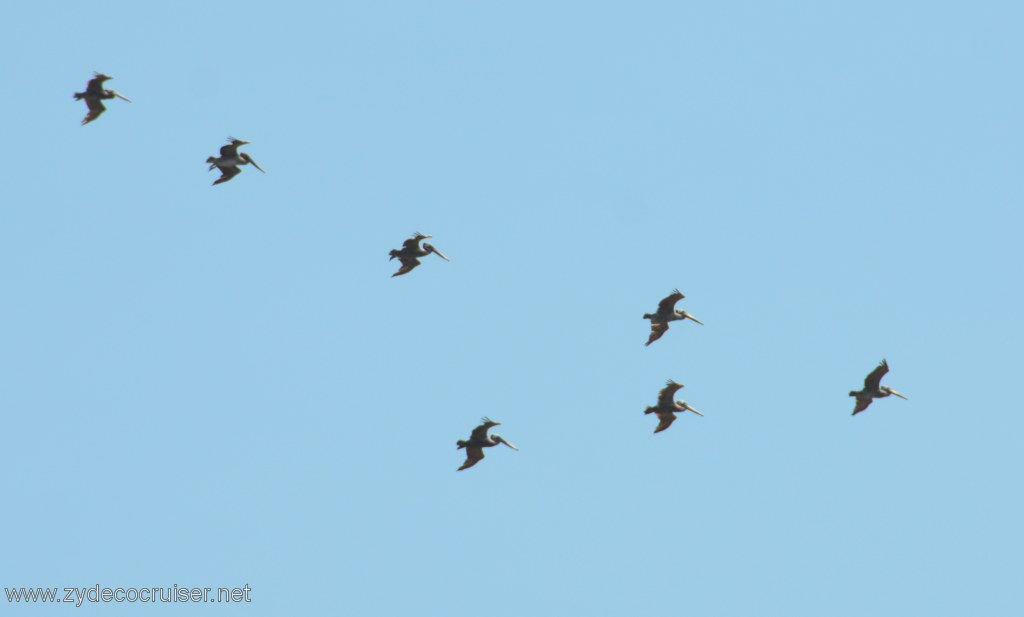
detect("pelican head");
top-left (423, 243), bottom-right (450, 261)
top-left (883, 386), bottom-right (908, 400)
top-left (683, 312), bottom-right (704, 325)
top-left (492, 434), bottom-right (518, 450)
top-left (111, 91), bottom-right (132, 102)
top-left (680, 402), bottom-right (704, 416)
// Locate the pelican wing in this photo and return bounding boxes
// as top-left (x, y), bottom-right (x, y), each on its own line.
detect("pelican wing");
top-left (401, 235), bottom-right (426, 251)
top-left (654, 411), bottom-right (677, 434)
top-left (85, 73), bottom-right (108, 95)
top-left (656, 289), bottom-right (685, 315)
top-left (81, 98), bottom-right (106, 125)
top-left (864, 360), bottom-right (889, 391)
top-left (212, 166), bottom-right (241, 185)
top-left (645, 321), bottom-right (669, 346)
top-left (392, 256), bottom-right (421, 277)
top-left (219, 142), bottom-right (240, 158)
top-left (468, 419), bottom-right (500, 442)
top-left (657, 380), bottom-right (684, 409)
top-left (458, 446), bottom-right (485, 471)
top-left (852, 397), bottom-right (873, 415)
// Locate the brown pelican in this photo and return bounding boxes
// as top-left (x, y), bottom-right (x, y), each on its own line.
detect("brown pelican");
top-left (206, 137), bottom-right (265, 185)
top-left (644, 289), bottom-right (703, 346)
top-left (850, 359), bottom-right (908, 415)
top-left (389, 232), bottom-right (449, 277)
top-left (644, 380), bottom-right (703, 433)
top-left (457, 417), bottom-right (518, 471)
top-left (73, 72), bottom-right (131, 125)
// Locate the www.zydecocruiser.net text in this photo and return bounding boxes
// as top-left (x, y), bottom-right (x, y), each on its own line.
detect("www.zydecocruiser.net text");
top-left (5, 584), bottom-right (252, 606)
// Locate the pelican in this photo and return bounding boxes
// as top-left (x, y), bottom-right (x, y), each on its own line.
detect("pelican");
top-left (389, 232), bottom-right (449, 277)
top-left (73, 72), bottom-right (132, 125)
top-left (206, 137), bottom-right (265, 185)
top-left (644, 379), bottom-right (703, 433)
top-left (850, 359), bottom-right (908, 415)
top-left (643, 289), bottom-right (703, 346)
top-left (457, 417), bottom-right (518, 471)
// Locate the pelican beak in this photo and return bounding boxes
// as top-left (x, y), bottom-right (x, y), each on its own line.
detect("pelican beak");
top-left (112, 91), bottom-right (132, 103)
top-left (432, 247), bottom-right (450, 261)
top-left (497, 436), bottom-right (518, 451)
top-left (685, 404), bottom-right (704, 417)
top-left (889, 389), bottom-right (908, 400)
top-left (248, 158), bottom-right (266, 173)
top-left (685, 314), bottom-right (704, 326)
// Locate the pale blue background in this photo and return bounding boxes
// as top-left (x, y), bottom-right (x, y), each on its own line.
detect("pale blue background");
top-left (1, 1), bottom-right (1022, 615)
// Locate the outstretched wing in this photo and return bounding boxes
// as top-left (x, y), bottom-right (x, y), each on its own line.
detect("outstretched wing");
top-left (220, 142), bottom-right (240, 158)
top-left (852, 397), bottom-right (873, 415)
top-left (402, 235), bottom-right (425, 251)
top-left (657, 380), bottom-right (684, 409)
top-left (468, 421), bottom-right (493, 442)
top-left (864, 360), bottom-right (889, 391)
top-left (392, 256), bottom-right (420, 277)
top-left (654, 411), bottom-right (677, 434)
top-left (645, 322), bottom-right (669, 346)
top-left (85, 73), bottom-right (107, 95)
top-left (81, 98), bottom-right (106, 125)
top-left (656, 289), bottom-right (685, 315)
top-left (212, 166), bottom-right (241, 185)
top-left (458, 447), bottom-right (485, 470)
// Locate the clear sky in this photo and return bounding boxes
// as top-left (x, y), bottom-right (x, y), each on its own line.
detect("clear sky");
top-left (2, 1), bottom-right (1022, 615)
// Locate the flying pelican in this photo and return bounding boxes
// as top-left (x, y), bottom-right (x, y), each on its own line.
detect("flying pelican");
top-left (644, 379), bottom-right (703, 433)
top-left (206, 137), bottom-right (265, 185)
top-left (73, 72), bottom-right (132, 125)
top-left (457, 417), bottom-right (518, 471)
top-left (389, 232), bottom-right (449, 277)
top-left (850, 359), bottom-right (908, 415)
top-left (643, 289), bottom-right (703, 346)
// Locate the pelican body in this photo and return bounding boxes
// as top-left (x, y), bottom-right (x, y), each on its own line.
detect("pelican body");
top-left (457, 417), bottom-right (518, 471)
top-left (644, 289), bottom-right (703, 346)
top-left (850, 359), bottom-right (908, 415)
top-left (644, 379), bottom-right (704, 433)
top-left (206, 137), bottom-right (265, 185)
top-left (389, 232), bottom-right (449, 277)
top-left (73, 73), bottom-right (132, 125)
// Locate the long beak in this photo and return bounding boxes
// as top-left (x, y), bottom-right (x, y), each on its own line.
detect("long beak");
top-left (497, 437), bottom-right (518, 451)
top-left (112, 91), bottom-right (132, 103)
top-left (684, 404), bottom-right (704, 417)
top-left (248, 158), bottom-right (266, 173)
top-left (431, 247), bottom-right (450, 261)
top-left (889, 389), bottom-right (908, 400)
top-left (686, 314), bottom-right (704, 326)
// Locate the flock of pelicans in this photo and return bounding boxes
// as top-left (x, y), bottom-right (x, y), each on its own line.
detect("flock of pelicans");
top-left (74, 72), bottom-right (910, 471)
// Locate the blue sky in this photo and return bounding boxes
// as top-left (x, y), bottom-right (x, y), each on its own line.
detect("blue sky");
top-left (2, 1), bottom-right (1022, 615)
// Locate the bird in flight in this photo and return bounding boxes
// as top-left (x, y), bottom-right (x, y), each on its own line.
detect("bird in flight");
top-left (643, 289), bottom-right (703, 346)
top-left (456, 418), bottom-right (518, 471)
top-left (849, 359), bottom-right (908, 415)
top-left (206, 137), bottom-right (265, 185)
top-left (644, 379), bottom-right (704, 433)
top-left (389, 232), bottom-right (449, 277)
top-left (73, 72), bottom-right (131, 125)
